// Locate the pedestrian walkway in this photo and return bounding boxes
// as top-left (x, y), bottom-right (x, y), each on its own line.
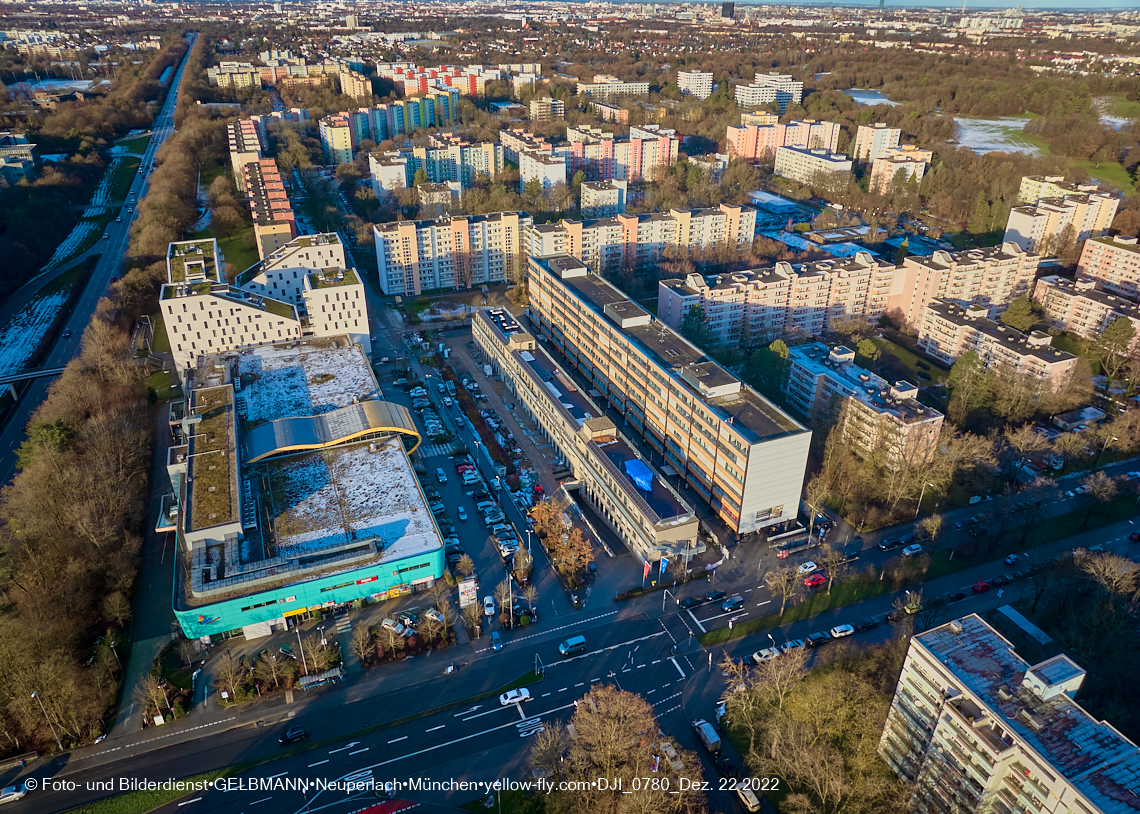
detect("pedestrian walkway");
top-left (417, 441), bottom-right (455, 459)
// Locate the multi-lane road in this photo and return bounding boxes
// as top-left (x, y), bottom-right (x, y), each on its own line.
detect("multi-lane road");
top-left (0, 33), bottom-right (197, 489)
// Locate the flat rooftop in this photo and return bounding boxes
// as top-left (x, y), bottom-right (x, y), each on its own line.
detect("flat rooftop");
top-left (1039, 275), bottom-right (1140, 316)
top-left (546, 260), bottom-right (805, 443)
top-left (927, 300), bottom-right (1077, 365)
top-left (918, 615), bottom-right (1140, 814)
top-left (236, 338), bottom-right (377, 426)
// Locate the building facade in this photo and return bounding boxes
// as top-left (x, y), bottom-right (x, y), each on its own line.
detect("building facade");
top-left (880, 614), bottom-right (1140, 814)
top-left (734, 72), bottom-right (804, 113)
top-left (677, 70), bottom-right (714, 99)
top-left (918, 300), bottom-right (1077, 388)
top-left (1078, 235), bottom-right (1140, 299)
top-left (1004, 193), bottom-right (1119, 254)
top-left (1018, 174), bottom-right (1100, 205)
top-left (580, 179), bottom-right (628, 218)
top-left (530, 97), bottom-right (565, 122)
top-left (869, 155), bottom-right (927, 194)
top-left (243, 159), bottom-right (297, 260)
top-left (773, 146), bottom-right (853, 185)
top-left (527, 255), bottom-right (811, 536)
top-left (1033, 275), bottom-right (1140, 351)
top-left (227, 119), bottom-right (266, 193)
top-left (786, 344), bottom-right (943, 469)
top-left (319, 113), bottom-right (354, 164)
top-left (410, 138), bottom-right (503, 187)
top-left (372, 212), bottom-right (533, 295)
top-left (473, 310), bottom-right (702, 566)
top-left (577, 76), bottom-right (651, 100)
top-left (593, 101), bottom-right (630, 124)
top-left (852, 123), bottom-right (901, 161)
top-left (725, 119), bottom-right (842, 161)
top-left (529, 205), bottom-right (757, 277)
top-left (519, 150), bottom-right (567, 192)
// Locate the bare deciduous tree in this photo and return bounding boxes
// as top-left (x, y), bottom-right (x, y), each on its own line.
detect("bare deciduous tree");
top-left (766, 566), bottom-right (804, 616)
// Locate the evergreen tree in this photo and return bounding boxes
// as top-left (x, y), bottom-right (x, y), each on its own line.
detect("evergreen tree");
top-left (1000, 296), bottom-right (1044, 332)
top-left (968, 191), bottom-right (991, 235)
top-left (680, 305), bottom-right (716, 350)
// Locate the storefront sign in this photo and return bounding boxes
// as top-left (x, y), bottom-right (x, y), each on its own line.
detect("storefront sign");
top-left (458, 577), bottom-right (478, 608)
top-left (356, 576), bottom-right (378, 585)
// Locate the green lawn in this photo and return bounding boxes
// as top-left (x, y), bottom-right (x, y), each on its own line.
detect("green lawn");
top-left (190, 225), bottom-right (259, 275)
top-left (1103, 92), bottom-right (1140, 121)
top-left (110, 158), bottom-right (141, 202)
top-left (871, 335), bottom-right (948, 384)
top-left (147, 369), bottom-right (180, 403)
top-left (118, 134), bottom-right (151, 154)
top-left (150, 311), bottom-right (171, 354)
top-left (65, 768), bottom-right (235, 814)
top-left (199, 160), bottom-right (227, 190)
top-left (1072, 158), bottom-right (1135, 196)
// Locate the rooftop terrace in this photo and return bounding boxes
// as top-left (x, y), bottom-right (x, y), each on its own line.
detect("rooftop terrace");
top-left (187, 386), bottom-right (237, 532)
top-left (168, 238), bottom-right (220, 284)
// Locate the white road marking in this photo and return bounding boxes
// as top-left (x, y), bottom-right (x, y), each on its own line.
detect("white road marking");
top-left (552, 631), bottom-right (666, 665)
top-left (426, 725), bottom-right (445, 732)
top-left (308, 760), bottom-right (329, 767)
top-left (687, 609), bottom-right (706, 633)
top-left (267, 772), bottom-right (289, 780)
top-left (329, 742), bottom-right (359, 754)
top-left (574, 682), bottom-right (584, 687)
top-left (558, 688), bottom-right (568, 692)
top-left (348, 748), bottom-right (369, 755)
top-left (250, 797), bottom-right (272, 805)
top-left (387, 736), bottom-right (408, 744)
top-left (669, 657), bottom-right (686, 678)
top-left (756, 600), bottom-right (771, 607)
top-left (461, 707), bottom-right (508, 722)
top-left (651, 659), bottom-right (661, 665)
top-left (177, 798), bottom-right (201, 806)
top-left (541, 693), bottom-right (551, 697)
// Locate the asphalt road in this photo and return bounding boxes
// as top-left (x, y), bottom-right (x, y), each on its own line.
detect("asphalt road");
top-left (0, 33), bottom-right (197, 490)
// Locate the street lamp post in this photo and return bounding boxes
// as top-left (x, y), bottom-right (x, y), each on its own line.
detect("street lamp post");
top-left (31, 691), bottom-right (63, 751)
top-left (295, 624), bottom-right (309, 676)
top-left (1095, 436), bottom-right (1119, 469)
top-left (663, 588), bottom-right (676, 613)
top-left (914, 482), bottom-right (935, 519)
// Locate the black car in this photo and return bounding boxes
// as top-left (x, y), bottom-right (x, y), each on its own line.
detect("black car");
top-left (854, 616), bottom-right (880, 632)
top-left (841, 548), bottom-right (862, 563)
top-left (721, 595), bottom-right (745, 612)
top-left (948, 591), bottom-right (967, 603)
top-left (705, 589), bottom-right (727, 603)
top-left (446, 552), bottom-right (464, 567)
top-left (278, 725), bottom-right (309, 745)
top-left (679, 596), bottom-right (703, 610)
top-left (445, 543), bottom-right (464, 556)
top-left (805, 631), bottom-right (831, 647)
top-left (712, 753), bottom-right (739, 779)
top-left (879, 537), bottom-right (904, 551)
top-left (991, 574), bottom-right (1012, 587)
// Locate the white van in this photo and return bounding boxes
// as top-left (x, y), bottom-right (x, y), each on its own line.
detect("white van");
top-left (558, 635), bottom-right (586, 656)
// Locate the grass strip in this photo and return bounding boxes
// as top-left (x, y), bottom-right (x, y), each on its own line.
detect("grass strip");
top-left (699, 496), bottom-right (1139, 646)
top-left (64, 671), bottom-right (544, 814)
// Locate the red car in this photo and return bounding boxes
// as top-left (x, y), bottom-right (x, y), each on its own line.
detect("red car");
top-left (456, 464), bottom-right (475, 474)
top-left (804, 574), bottom-right (826, 588)
top-left (973, 580), bottom-right (991, 593)
top-left (1129, 532), bottom-right (1140, 543)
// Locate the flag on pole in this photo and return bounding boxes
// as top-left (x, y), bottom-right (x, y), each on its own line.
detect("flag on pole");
top-left (660, 556), bottom-right (669, 575)
top-left (643, 561), bottom-right (651, 580)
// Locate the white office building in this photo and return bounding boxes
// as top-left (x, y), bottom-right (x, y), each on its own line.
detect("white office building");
top-left (734, 72), bottom-right (804, 113)
top-left (773, 146), bottom-right (852, 185)
top-left (677, 70), bottom-right (714, 100)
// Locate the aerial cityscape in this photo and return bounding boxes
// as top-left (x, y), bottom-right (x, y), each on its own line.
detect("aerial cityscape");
top-left (1, 2), bottom-right (1140, 813)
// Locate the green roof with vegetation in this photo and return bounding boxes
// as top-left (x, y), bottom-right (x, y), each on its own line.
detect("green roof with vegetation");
top-left (263, 297), bottom-right (297, 318)
top-left (169, 239), bottom-right (219, 284)
top-left (189, 386), bottom-right (236, 531)
top-left (307, 268), bottom-right (360, 289)
top-left (295, 234), bottom-right (340, 249)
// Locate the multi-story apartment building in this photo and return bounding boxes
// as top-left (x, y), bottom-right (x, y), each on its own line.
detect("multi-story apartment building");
top-left (409, 137), bottom-right (503, 187)
top-left (918, 300), bottom-right (1077, 387)
top-left (740, 111), bottom-right (780, 127)
top-left (657, 252), bottom-right (899, 346)
top-left (577, 76), bottom-right (651, 100)
top-left (869, 155), bottom-right (928, 194)
top-left (160, 236), bottom-right (369, 368)
top-left (236, 233), bottom-right (347, 314)
top-left (368, 153), bottom-right (409, 195)
top-left (518, 150), bottom-right (567, 192)
top-left (206, 61), bottom-right (261, 89)
top-left (243, 159), bottom-right (296, 261)
top-left (734, 72), bottom-right (804, 113)
top-left (319, 113), bottom-right (354, 164)
top-left (499, 129), bottom-right (558, 164)
top-left (894, 243), bottom-right (1041, 325)
top-left (372, 212), bottom-right (532, 295)
top-left (677, 70), bottom-right (714, 99)
top-left (1018, 174), bottom-right (1100, 205)
top-left (786, 344), bottom-right (943, 469)
top-left (527, 255), bottom-right (811, 535)
top-left (474, 309), bottom-right (701, 565)
top-left (1078, 235), bottom-right (1140, 299)
top-left (851, 123), bottom-right (901, 161)
top-left (593, 101), bottom-right (630, 124)
top-left (564, 124), bottom-right (680, 183)
top-left (529, 205), bottom-right (757, 276)
top-left (227, 119), bottom-right (266, 193)
top-left (880, 614), bottom-right (1140, 814)
top-left (338, 67), bottom-right (371, 99)
top-left (725, 119), bottom-right (842, 161)
top-left (1034, 275), bottom-right (1140, 351)
top-left (1004, 193), bottom-right (1119, 254)
top-left (529, 96), bottom-right (565, 122)
top-left (773, 147), bottom-right (853, 185)
top-left (580, 179), bottom-right (628, 218)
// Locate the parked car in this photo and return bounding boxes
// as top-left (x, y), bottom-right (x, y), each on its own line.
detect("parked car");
top-left (490, 631), bottom-right (503, 651)
top-left (797, 561), bottom-right (818, 575)
top-left (499, 688), bottom-right (531, 706)
top-left (721, 595), bottom-right (745, 612)
top-left (483, 596), bottom-right (496, 617)
top-left (705, 589), bottom-right (726, 603)
top-left (854, 616), bottom-right (880, 632)
top-left (901, 544), bottom-right (924, 557)
top-left (711, 752), bottom-right (739, 780)
top-left (805, 631), bottom-right (831, 647)
top-left (973, 580), bottom-right (991, 593)
top-left (830, 624), bottom-right (855, 638)
top-left (380, 618), bottom-right (408, 636)
top-left (1004, 553), bottom-right (1019, 564)
top-left (278, 725), bottom-right (309, 745)
top-left (435, 468), bottom-right (447, 484)
top-left (779, 638), bottom-right (806, 654)
top-left (752, 647), bottom-right (780, 663)
top-left (804, 573), bottom-right (826, 588)
top-left (991, 574), bottom-right (1012, 587)
top-left (879, 537), bottom-right (904, 551)
top-left (679, 596), bottom-right (703, 610)
top-left (948, 591), bottom-right (967, 603)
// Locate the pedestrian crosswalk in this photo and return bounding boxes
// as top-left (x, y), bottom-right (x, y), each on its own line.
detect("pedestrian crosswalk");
top-left (418, 442), bottom-right (455, 459)
top-left (334, 614), bottom-right (352, 635)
